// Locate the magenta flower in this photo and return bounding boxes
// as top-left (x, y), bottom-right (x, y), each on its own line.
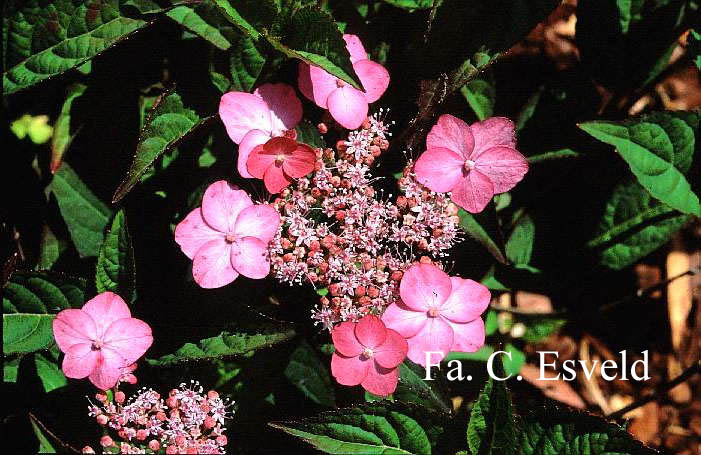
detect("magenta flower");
top-left (414, 115), bottom-right (528, 213)
top-left (174, 180), bottom-right (281, 288)
top-left (247, 137), bottom-right (316, 194)
top-left (219, 83), bottom-right (303, 179)
top-left (52, 292), bottom-right (153, 390)
top-left (331, 314), bottom-right (408, 396)
top-left (381, 263), bottom-right (489, 366)
top-left (298, 34), bottom-right (390, 130)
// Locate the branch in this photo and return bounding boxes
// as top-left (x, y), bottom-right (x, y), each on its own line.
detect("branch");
top-left (28, 412), bottom-right (81, 454)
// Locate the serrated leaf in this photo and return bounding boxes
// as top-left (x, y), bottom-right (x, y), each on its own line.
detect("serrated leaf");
top-left (461, 74), bottom-right (495, 121)
top-left (96, 209), bottom-right (136, 302)
top-left (579, 111), bottom-right (700, 216)
top-left (3, 270), bottom-right (87, 314)
top-left (51, 83), bottom-right (87, 174)
top-left (458, 207), bottom-right (507, 264)
top-left (49, 163), bottom-right (112, 258)
top-left (3, 0), bottom-right (149, 95)
top-left (284, 340), bottom-right (336, 408)
top-left (3, 314), bottom-right (56, 355)
top-left (36, 225), bottom-right (65, 271)
top-left (506, 213), bottom-right (535, 265)
top-left (211, 0), bottom-right (277, 41)
top-left (229, 34), bottom-right (265, 92)
top-left (166, 5), bottom-right (232, 50)
top-left (35, 352), bottom-right (67, 393)
top-left (394, 361), bottom-right (452, 414)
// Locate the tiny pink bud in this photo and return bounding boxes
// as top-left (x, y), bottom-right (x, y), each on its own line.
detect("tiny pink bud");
top-left (187, 448), bottom-right (198, 454)
top-left (82, 446), bottom-right (96, 454)
top-left (175, 435), bottom-right (186, 446)
top-left (216, 435), bottom-right (228, 446)
top-left (166, 445), bottom-right (178, 455)
top-left (336, 140), bottom-right (347, 152)
top-left (148, 440), bottom-right (160, 451)
top-left (100, 436), bottom-right (114, 447)
top-left (419, 256), bottom-right (432, 264)
top-left (317, 123), bottom-right (328, 134)
top-left (156, 411), bottom-right (167, 421)
top-left (115, 391), bottom-right (125, 404)
top-left (204, 416), bottom-right (216, 429)
top-left (95, 393), bottom-right (107, 402)
top-left (96, 414), bottom-right (109, 425)
top-left (166, 396), bottom-right (178, 408)
top-left (136, 429), bottom-right (149, 441)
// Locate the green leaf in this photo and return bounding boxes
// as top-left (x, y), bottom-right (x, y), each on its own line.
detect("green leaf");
top-left (505, 213), bottom-right (535, 265)
top-left (96, 209), bottom-right (136, 302)
top-left (229, 34), bottom-right (266, 92)
top-left (3, 314), bottom-right (56, 355)
top-left (35, 352), bottom-right (67, 393)
top-left (689, 29), bottom-right (701, 70)
top-left (166, 5), bottom-right (232, 50)
top-left (458, 207), bottom-right (507, 264)
top-left (36, 225), bottom-right (65, 271)
top-left (51, 83), bottom-right (87, 174)
top-left (49, 163), bottom-right (112, 258)
top-left (521, 317), bottom-right (566, 343)
top-left (395, 361), bottom-right (452, 414)
top-left (588, 179), bottom-right (692, 270)
top-left (466, 357), bottom-right (518, 455)
top-left (4, 357), bottom-right (20, 383)
top-left (31, 418), bottom-right (57, 454)
top-left (113, 89), bottom-right (209, 203)
top-left (461, 73), bottom-right (495, 121)
top-left (296, 119), bottom-right (325, 148)
top-left (3, 0), bottom-right (148, 95)
top-left (3, 270), bottom-right (87, 314)
top-left (579, 111), bottom-right (700, 216)
top-left (211, 0), bottom-right (277, 41)
top-left (382, 0), bottom-right (435, 11)
top-left (270, 402), bottom-right (447, 454)
top-left (284, 340), bottom-right (336, 408)
top-left (515, 86), bottom-right (544, 132)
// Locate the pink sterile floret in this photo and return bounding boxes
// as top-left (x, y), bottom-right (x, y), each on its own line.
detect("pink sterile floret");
top-left (298, 34), bottom-right (390, 130)
top-left (219, 83), bottom-right (303, 179)
top-left (247, 136), bottom-right (316, 194)
top-left (381, 263), bottom-right (490, 366)
top-left (174, 180), bottom-right (281, 288)
top-left (331, 314), bottom-right (408, 396)
top-left (414, 115), bottom-right (528, 213)
top-left (52, 292), bottom-right (153, 390)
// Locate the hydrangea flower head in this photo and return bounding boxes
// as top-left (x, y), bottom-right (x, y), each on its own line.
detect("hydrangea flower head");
top-left (414, 115), bottom-right (528, 213)
top-left (52, 292), bottom-right (153, 390)
top-left (219, 83), bottom-right (303, 178)
top-left (381, 263), bottom-right (490, 366)
top-left (298, 34), bottom-right (390, 129)
top-left (175, 180), bottom-right (281, 288)
top-left (247, 137), bottom-right (316, 193)
top-left (331, 314), bottom-right (407, 396)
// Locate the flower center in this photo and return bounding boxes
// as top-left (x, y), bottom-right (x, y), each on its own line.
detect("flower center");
top-left (427, 307), bottom-right (441, 318)
top-left (225, 233), bottom-right (237, 243)
top-left (361, 347), bottom-right (374, 359)
top-left (464, 159), bottom-right (475, 172)
top-left (91, 340), bottom-right (104, 351)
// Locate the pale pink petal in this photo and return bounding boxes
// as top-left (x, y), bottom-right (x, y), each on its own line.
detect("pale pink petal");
top-left (238, 129), bottom-right (271, 178)
top-left (450, 169), bottom-right (494, 214)
top-left (354, 60), bottom-right (389, 103)
top-left (298, 63), bottom-right (338, 109)
top-left (219, 92), bottom-right (272, 143)
top-left (474, 146), bottom-right (528, 194)
top-left (82, 292), bottom-right (131, 338)
top-left (175, 208), bottom-right (222, 260)
top-left (88, 350), bottom-right (123, 390)
top-left (327, 86), bottom-right (368, 130)
top-left (470, 117), bottom-right (516, 156)
top-left (62, 347), bottom-right (98, 380)
top-left (331, 353), bottom-right (370, 386)
top-left (373, 329), bottom-right (408, 369)
top-left (399, 263), bottom-right (452, 312)
top-left (406, 318), bottom-right (454, 366)
top-left (201, 180), bottom-right (252, 233)
top-left (439, 277), bottom-right (490, 323)
top-left (254, 83), bottom-right (303, 136)
top-left (331, 322), bottom-right (364, 357)
top-left (426, 114), bottom-right (475, 159)
top-left (192, 239), bottom-right (239, 288)
top-left (343, 34), bottom-right (367, 63)
top-left (230, 236), bottom-right (270, 279)
top-left (354, 315), bottom-right (387, 348)
top-left (448, 318), bottom-right (485, 353)
top-left (361, 362), bottom-right (399, 397)
top-left (414, 147), bottom-right (465, 193)
top-left (234, 205), bottom-right (280, 243)
top-left (282, 145), bottom-right (316, 178)
top-left (381, 302), bottom-right (427, 338)
top-left (263, 164), bottom-right (292, 194)
top-left (103, 318), bottom-right (153, 365)
top-left (53, 309), bottom-right (97, 352)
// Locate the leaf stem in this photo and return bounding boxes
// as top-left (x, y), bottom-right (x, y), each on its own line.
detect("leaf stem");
top-left (527, 148), bottom-right (581, 164)
top-left (586, 204), bottom-right (678, 249)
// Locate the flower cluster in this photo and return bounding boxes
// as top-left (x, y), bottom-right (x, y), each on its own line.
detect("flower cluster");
top-left (83, 381), bottom-right (232, 454)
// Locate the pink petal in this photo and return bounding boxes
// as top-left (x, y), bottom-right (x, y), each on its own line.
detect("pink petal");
top-left (439, 277), bottom-right (490, 323)
top-left (426, 114), bottom-right (475, 159)
top-left (247, 144), bottom-right (276, 179)
top-left (230, 236), bottom-right (270, 279)
top-left (448, 318), bottom-right (485, 353)
top-left (474, 146), bottom-right (528, 194)
top-left (354, 315), bottom-right (387, 348)
top-left (234, 205), bottom-right (281, 243)
top-left (470, 117), bottom-right (516, 156)
top-left (103, 318), bottom-right (153, 365)
top-left (373, 329), bottom-right (408, 369)
top-left (282, 144), bottom-right (316, 178)
top-left (399, 263), bottom-right (452, 312)
top-left (53, 309), bottom-right (97, 352)
top-left (298, 62), bottom-right (338, 109)
top-left (175, 208), bottom-right (222, 260)
top-left (81, 292), bottom-right (131, 339)
top-left (343, 34), bottom-right (368, 63)
top-left (327, 86), bottom-right (368, 130)
top-left (61, 344), bottom-right (98, 379)
top-left (406, 317), bottom-right (454, 366)
top-left (192, 239), bottom-right (239, 288)
top-left (450, 168), bottom-right (494, 214)
top-left (361, 362), bottom-right (399, 397)
top-left (331, 353), bottom-right (370, 386)
top-left (263, 164), bottom-right (292, 194)
top-left (88, 350), bottom-right (123, 390)
top-left (238, 129), bottom-right (271, 179)
top-left (219, 92), bottom-right (272, 143)
top-left (254, 83), bottom-right (303, 136)
top-left (381, 302), bottom-right (427, 338)
top-left (331, 322), bottom-right (364, 357)
top-left (201, 180), bottom-right (252, 233)
top-left (414, 147), bottom-right (465, 193)
top-left (354, 60), bottom-right (389, 103)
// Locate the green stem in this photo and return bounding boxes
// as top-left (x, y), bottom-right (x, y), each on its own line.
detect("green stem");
top-left (586, 204), bottom-right (676, 249)
top-left (527, 148), bottom-right (581, 164)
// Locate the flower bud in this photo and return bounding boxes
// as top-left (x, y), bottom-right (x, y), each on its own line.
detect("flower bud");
top-left (148, 440), bottom-right (160, 451)
top-left (204, 416), bottom-right (216, 429)
top-left (166, 445), bottom-right (178, 454)
top-left (367, 287), bottom-right (380, 298)
top-left (216, 435), bottom-right (228, 446)
top-left (96, 414), bottom-right (109, 426)
top-left (100, 436), bottom-right (114, 447)
top-left (82, 446), bottom-right (95, 454)
top-left (136, 429), bottom-right (149, 441)
top-left (419, 256), bottom-right (432, 264)
top-left (336, 140), bottom-right (347, 153)
top-left (355, 286), bottom-right (366, 297)
top-left (115, 391), bottom-right (125, 404)
top-left (361, 118), bottom-right (371, 130)
top-left (317, 123), bottom-right (328, 134)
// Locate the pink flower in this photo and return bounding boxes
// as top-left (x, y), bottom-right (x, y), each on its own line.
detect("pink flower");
top-left (331, 314), bottom-right (408, 396)
top-left (414, 115), bottom-right (528, 213)
top-left (52, 292), bottom-right (153, 390)
top-left (247, 137), bottom-right (316, 193)
top-left (381, 263), bottom-right (489, 366)
top-left (298, 34), bottom-right (390, 130)
top-left (174, 180), bottom-right (281, 288)
top-left (219, 83), bottom-right (303, 179)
